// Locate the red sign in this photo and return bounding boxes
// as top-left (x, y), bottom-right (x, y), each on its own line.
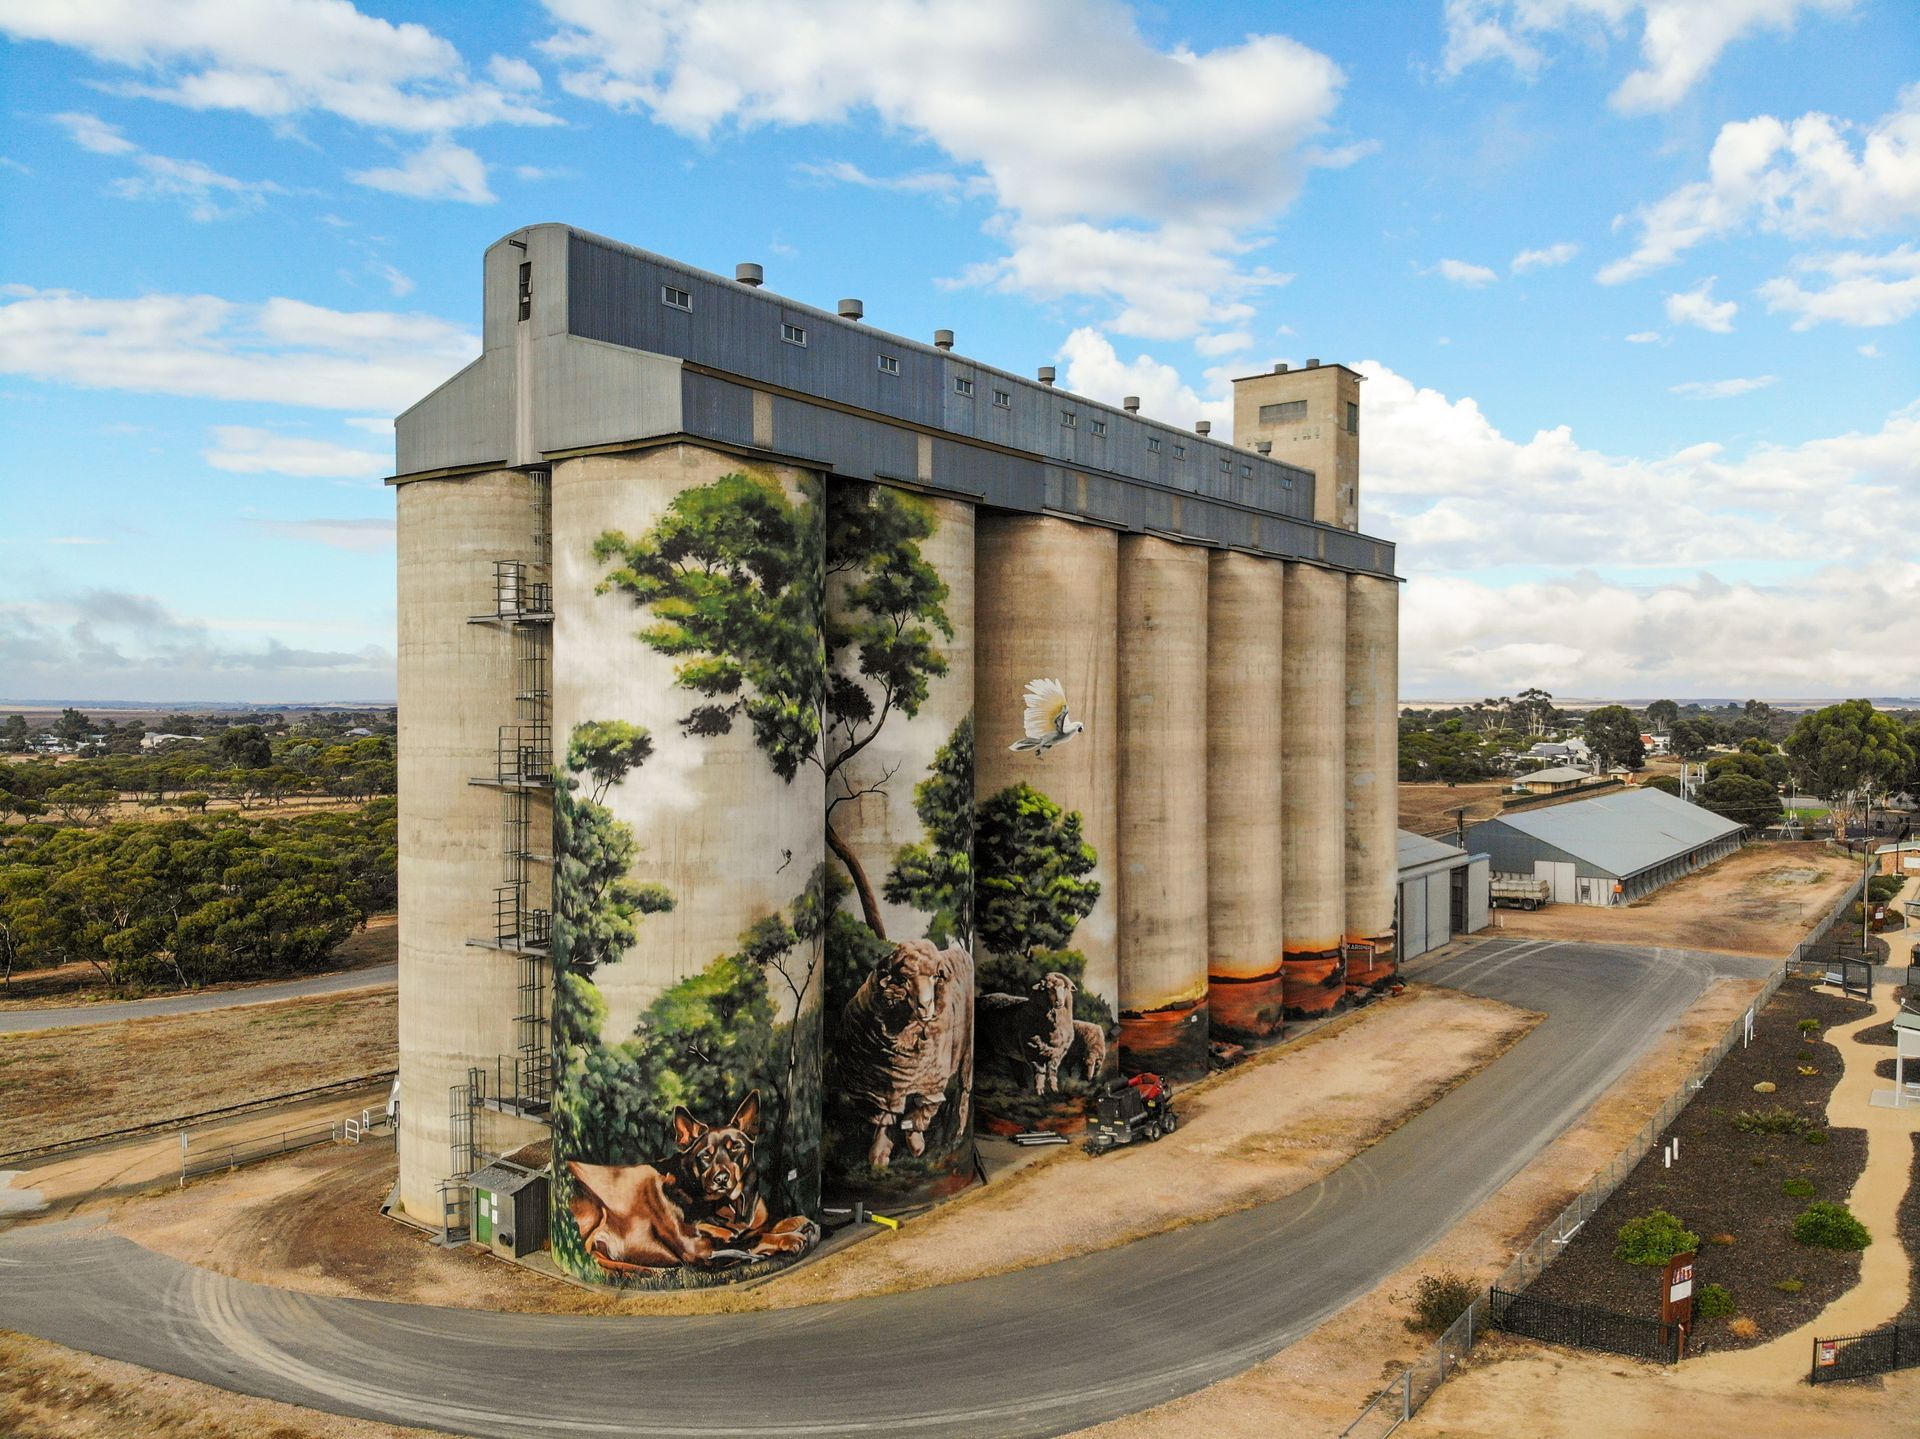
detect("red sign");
top-left (1661, 1251), bottom-right (1696, 1327)
top-left (1817, 1340), bottom-right (1837, 1368)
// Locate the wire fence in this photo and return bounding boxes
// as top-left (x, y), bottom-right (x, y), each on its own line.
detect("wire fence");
top-left (1489, 1287), bottom-right (1681, 1364)
top-left (178, 1103), bottom-right (393, 1183)
top-left (1809, 1322), bottom-right (1920, 1384)
top-left (1339, 868), bottom-right (1871, 1437)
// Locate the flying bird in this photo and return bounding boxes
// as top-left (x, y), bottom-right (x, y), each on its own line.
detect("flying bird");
top-left (1010, 678), bottom-right (1084, 758)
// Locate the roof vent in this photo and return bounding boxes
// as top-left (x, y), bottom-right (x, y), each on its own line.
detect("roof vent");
top-left (1123, 395), bottom-right (1140, 413)
top-left (736, 263), bottom-right (764, 288)
top-left (1195, 420), bottom-right (1212, 436)
top-left (1306, 357), bottom-right (1321, 368)
top-left (1273, 362), bottom-right (1289, 374)
top-left (1254, 440), bottom-right (1273, 455)
top-left (934, 329), bottom-right (954, 351)
top-left (1038, 366), bottom-right (1056, 386)
top-left (839, 298), bottom-right (864, 321)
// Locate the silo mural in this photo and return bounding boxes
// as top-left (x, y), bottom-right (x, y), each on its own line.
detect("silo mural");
top-left (547, 447), bottom-right (827, 1287)
top-left (1344, 573), bottom-right (1400, 992)
top-left (819, 480), bottom-right (978, 1204)
top-left (973, 515), bottom-right (1121, 1132)
top-left (1116, 535), bottom-right (1211, 1080)
top-left (1281, 563), bottom-right (1348, 1022)
top-left (1205, 551), bottom-right (1287, 1045)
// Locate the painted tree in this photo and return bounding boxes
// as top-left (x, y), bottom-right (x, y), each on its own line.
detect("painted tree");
top-left (974, 782), bottom-right (1101, 971)
top-left (565, 719), bottom-right (656, 804)
top-left (885, 716), bottom-right (975, 951)
top-left (595, 473), bottom-right (955, 940)
top-left (1784, 699), bottom-right (1916, 836)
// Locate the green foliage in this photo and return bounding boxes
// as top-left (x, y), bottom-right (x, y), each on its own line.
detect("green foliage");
top-left (1585, 705), bottom-right (1648, 771)
top-left (1645, 700), bottom-right (1679, 732)
top-left (1669, 717), bottom-right (1721, 760)
top-left (974, 782), bottom-right (1101, 961)
top-left (1698, 772), bottom-right (1784, 830)
top-left (1798, 1018), bottom-right (1821, 1035)
top-left (565, 720), bottom-right (655, 802)
top-left (1730, 1104), bottom-right (1814, 1136)
top-left (1792, 1202), bottom-right (1870, 1250)
top-left (1867, 875), bottom-right (1905, 904)
top-left (1774, 1278), bottom-right (1804, 1293)
top-left (594, 470), bottom-right (827, 784)
top-left (884, 716), bottom-right (975, 949)
top-left (1643, 775), bottom-right (1684, 797)
top-left (1708, 750), bottom-right (1790, 789)
top-left (1614, 1209), bottom-right (1699, 1266)
top-left (552, 735), bottom-right (673, 984)
top-left (1404, 1272), bottom-right (1479, 1335)
top-left (1781, 1178), bottom-right (1816, 1198)
top-left (1397, 718), bottom-right (1498, 782)
top-left (1803, 1127), bottom-right (1829, 1145)
top-left (1696, 1284), bottom-right (1735, 1319)
top-left (1785, 699), bottom-right (1915, 829)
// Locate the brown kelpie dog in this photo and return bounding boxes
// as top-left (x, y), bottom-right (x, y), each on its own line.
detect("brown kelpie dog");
top-left (567, 1090), bottom-right (819, 1276)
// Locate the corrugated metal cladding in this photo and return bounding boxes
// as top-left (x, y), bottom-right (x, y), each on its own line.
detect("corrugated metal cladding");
top-left (562, 228), bottom-right (1395, 576)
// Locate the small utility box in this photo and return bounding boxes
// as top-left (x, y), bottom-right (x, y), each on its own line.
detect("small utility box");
top-left (466, 1161), bottom-right (550, 1259)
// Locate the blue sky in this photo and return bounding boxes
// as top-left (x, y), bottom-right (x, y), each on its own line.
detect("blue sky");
top-left (0, 0), bottom-right (1915, 704)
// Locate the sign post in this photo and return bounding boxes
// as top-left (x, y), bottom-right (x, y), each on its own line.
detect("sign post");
top-left (1661, 1250), bottom-right (1696, 1358)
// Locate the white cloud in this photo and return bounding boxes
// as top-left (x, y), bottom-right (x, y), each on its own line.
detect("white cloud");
top-left (1441, 1), bottom-right (1853, 115)
top-left (350, 138), bottom-right (494, 203)
top-left (54, 111), bottom-right (281, 220)
top-left (248, 516), bottom-right (395, 550)
top-left (204, 426), bottom-right (390, 478)
top-left (514, 163), bottom-right (566, 181)
top-left (1625, 329), bottom-right (1663, 342)
top-left (1192, 330), bottom-right (1253, 358)
top-left (372, 262), bottom-right (415, 297)
top-left (0, 287), bottom-right (478, 412)
top-left (1056, 328), bottom-right (1230, 434)
top-left (0, 0), bottom-right (556, 133)
top-left (1665, 276), bottom-right (1737, 331)
top-left (1429, 257), bottom-right (1499, 286)
top-left (1859, 342), bottom-right (1883, 357)
top-left (487, 55), bottom-right (542, 91)
top-left (1601, 85), bottom-right (1920, 283)
top-left (1758, 244), bottom-right (1920, 328)
top-left (344, 415), bottom-right (394, 433)
top-left (1512, 241), bottom-right (1579, 273)
top-left (1669, 375), bottom-right (1778, 398)
top-left (796, 159), bottom-right (986, 200)
top-left (537, 0), bottom-right (1353, 343)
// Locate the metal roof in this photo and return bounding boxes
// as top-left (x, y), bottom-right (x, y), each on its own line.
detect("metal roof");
top-left (1398, 829), bottom-right (1471, 877)
top-left (467, 1162), bottom-right (544, 1196)
top-left (1485, 787), bottom-right (1744, 879)
top-left (1519, 765), bottom-right (1591, 784)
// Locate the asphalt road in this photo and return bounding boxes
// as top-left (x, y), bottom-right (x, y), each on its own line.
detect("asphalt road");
top-left (0, 939), bottom-right (1774, 1438)
top-left (0, 963), bottom-right (398, 1034)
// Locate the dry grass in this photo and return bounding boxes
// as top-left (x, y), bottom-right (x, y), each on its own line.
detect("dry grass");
top-left (0, 1328), bottom-right (446, 1439)
top-left (0, 989), bottom-right (396, 1153)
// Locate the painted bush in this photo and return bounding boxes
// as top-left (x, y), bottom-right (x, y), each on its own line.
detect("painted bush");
top-left (819, 481), bottom-right (977, 1204)
top-left (547, 458), bottom-right (826, 1288)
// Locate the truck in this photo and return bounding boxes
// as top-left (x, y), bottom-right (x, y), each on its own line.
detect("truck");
top-left (1490, 873), bottom-right (1552, 910)
top-left (1086, 1072), bottom-right (1177, 1155)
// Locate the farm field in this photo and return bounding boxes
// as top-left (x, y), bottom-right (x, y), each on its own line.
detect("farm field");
top-left (1487, 843), bottom-right (1859, 957)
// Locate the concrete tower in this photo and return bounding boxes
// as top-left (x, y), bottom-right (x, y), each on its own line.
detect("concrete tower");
top-left (1233, 361), bottom-right (1364, 532)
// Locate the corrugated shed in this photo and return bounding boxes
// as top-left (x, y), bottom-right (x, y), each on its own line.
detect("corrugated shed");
top-left (1398, 829), bottom-right (1469, 873)
top-left (1489, 787), bottom-right (1744, 879)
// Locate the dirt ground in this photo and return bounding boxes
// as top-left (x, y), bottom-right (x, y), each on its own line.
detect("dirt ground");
top-left (1068, 972), bottom-right (1773, 1438)
top-left (0, 988), bottom-right (396, 1153)
top-left (0, 1328), bottom-right (447, 1439)
top-left (0, 914), bottom-right (396, 1011)
top-left (1489, 842), bottom-right (1860, 957)
top-left (103, 984), bottom-right (1536, 1318)
top-left (1400, 781), bottom-right (1510, 836)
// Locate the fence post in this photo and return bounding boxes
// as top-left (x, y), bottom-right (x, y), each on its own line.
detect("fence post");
top-left (1402, 1368), bottom-right (1413, 1421)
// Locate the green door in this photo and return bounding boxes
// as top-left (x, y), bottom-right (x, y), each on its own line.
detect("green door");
top-left (474, 1189), bottom-right (493, 1245)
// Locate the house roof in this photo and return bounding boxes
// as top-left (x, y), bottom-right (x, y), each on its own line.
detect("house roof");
top-left (1521, 765), bottom-right (1591, 784)
top-left (1479, 787), bottom-right (1745, 880)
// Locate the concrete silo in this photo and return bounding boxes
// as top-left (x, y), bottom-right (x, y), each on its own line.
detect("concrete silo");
top-left (1116, 535), bottom-right (1210, 1080)
top-left (1205, 551), bottom-right (1287, 1046)
top-left (1280, 563), bottom-right (1348, 1022)
top-left (548, 444), bottom-right (826, 1286)
top-left (394, 467), bottom-right (553, 1225)
top-left (820, 479), bottom-right (977, 1201)
top-left (1344, 573), bottom-right (1401, 991)
top-left (973, 514), bottom-right (1121, 1129)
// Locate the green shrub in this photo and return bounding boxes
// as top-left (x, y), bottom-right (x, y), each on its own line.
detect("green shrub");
top-left (1798, 1018), bottom-right (1821, 1035)
top-left (1696, 1283), bottom-right (1735, 1319)
top-left (1774, 1278), bottom-right (1804, 1294)
top-left (1731, 1105), bottom-right (1812, 1136)
top-left (1804, 1128), bottom-right (1830, 1146)
top-left (1793, 1202), bottom-right (1871, 1251)
top-left (1404, 1272), bottom-right (1479, 1334)
top-left (1615, 1209), bottom-right (1700, 1267)
top-left (1781, 1178), bottom-right (1816, 1198)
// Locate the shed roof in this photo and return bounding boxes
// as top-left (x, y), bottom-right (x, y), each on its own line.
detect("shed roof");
top-left (467, 1162), bottom-right (544, 1196)
top-left (1520, 765), bottom-right (1591, 784)
top-left (1482, 787), bottom-right (1744, 880)
top-left (1398, 829), bottom-right (1470, 876)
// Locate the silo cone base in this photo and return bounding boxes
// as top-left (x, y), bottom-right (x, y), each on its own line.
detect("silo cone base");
top-left (1282, 948), bottom-right (1349, 1023)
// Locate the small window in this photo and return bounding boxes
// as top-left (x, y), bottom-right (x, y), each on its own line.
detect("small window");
top-left (878, 354), bottom-right (899, 375)
top-left (1173, 443), bottom-right (1186, 459)
top-left (782, 322), bottom-right (807, 347)
top-left (993, 388), bottom-right (1012, 408)
top-left (517, 262), bottom-right (531, 321)
top-left (1146, 436), bottom-right (1161, 453)
top-left (1089, 419), bottom-right (1106, 436)
top-left (1260, 400), bottom-right (1308, 425)
top-left (1241, 463), bottom-right (1252, 478)
top-left (1061, 410), bottom-right (1076, 428)
top-left (1282, 474), bottom-right (1294, 489)
top-left (1346, 401), bottom-right (1359, 435)
top-left (1219, 456), bottom-right (1231, 473)
top-left (954, 376), bottom-right (974, 396)
top-left (661, 284), bottom-right (692, 312)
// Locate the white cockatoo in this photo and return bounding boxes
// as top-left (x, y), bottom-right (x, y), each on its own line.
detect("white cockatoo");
top-left (1009, 678), bottom-right (1084, 758)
